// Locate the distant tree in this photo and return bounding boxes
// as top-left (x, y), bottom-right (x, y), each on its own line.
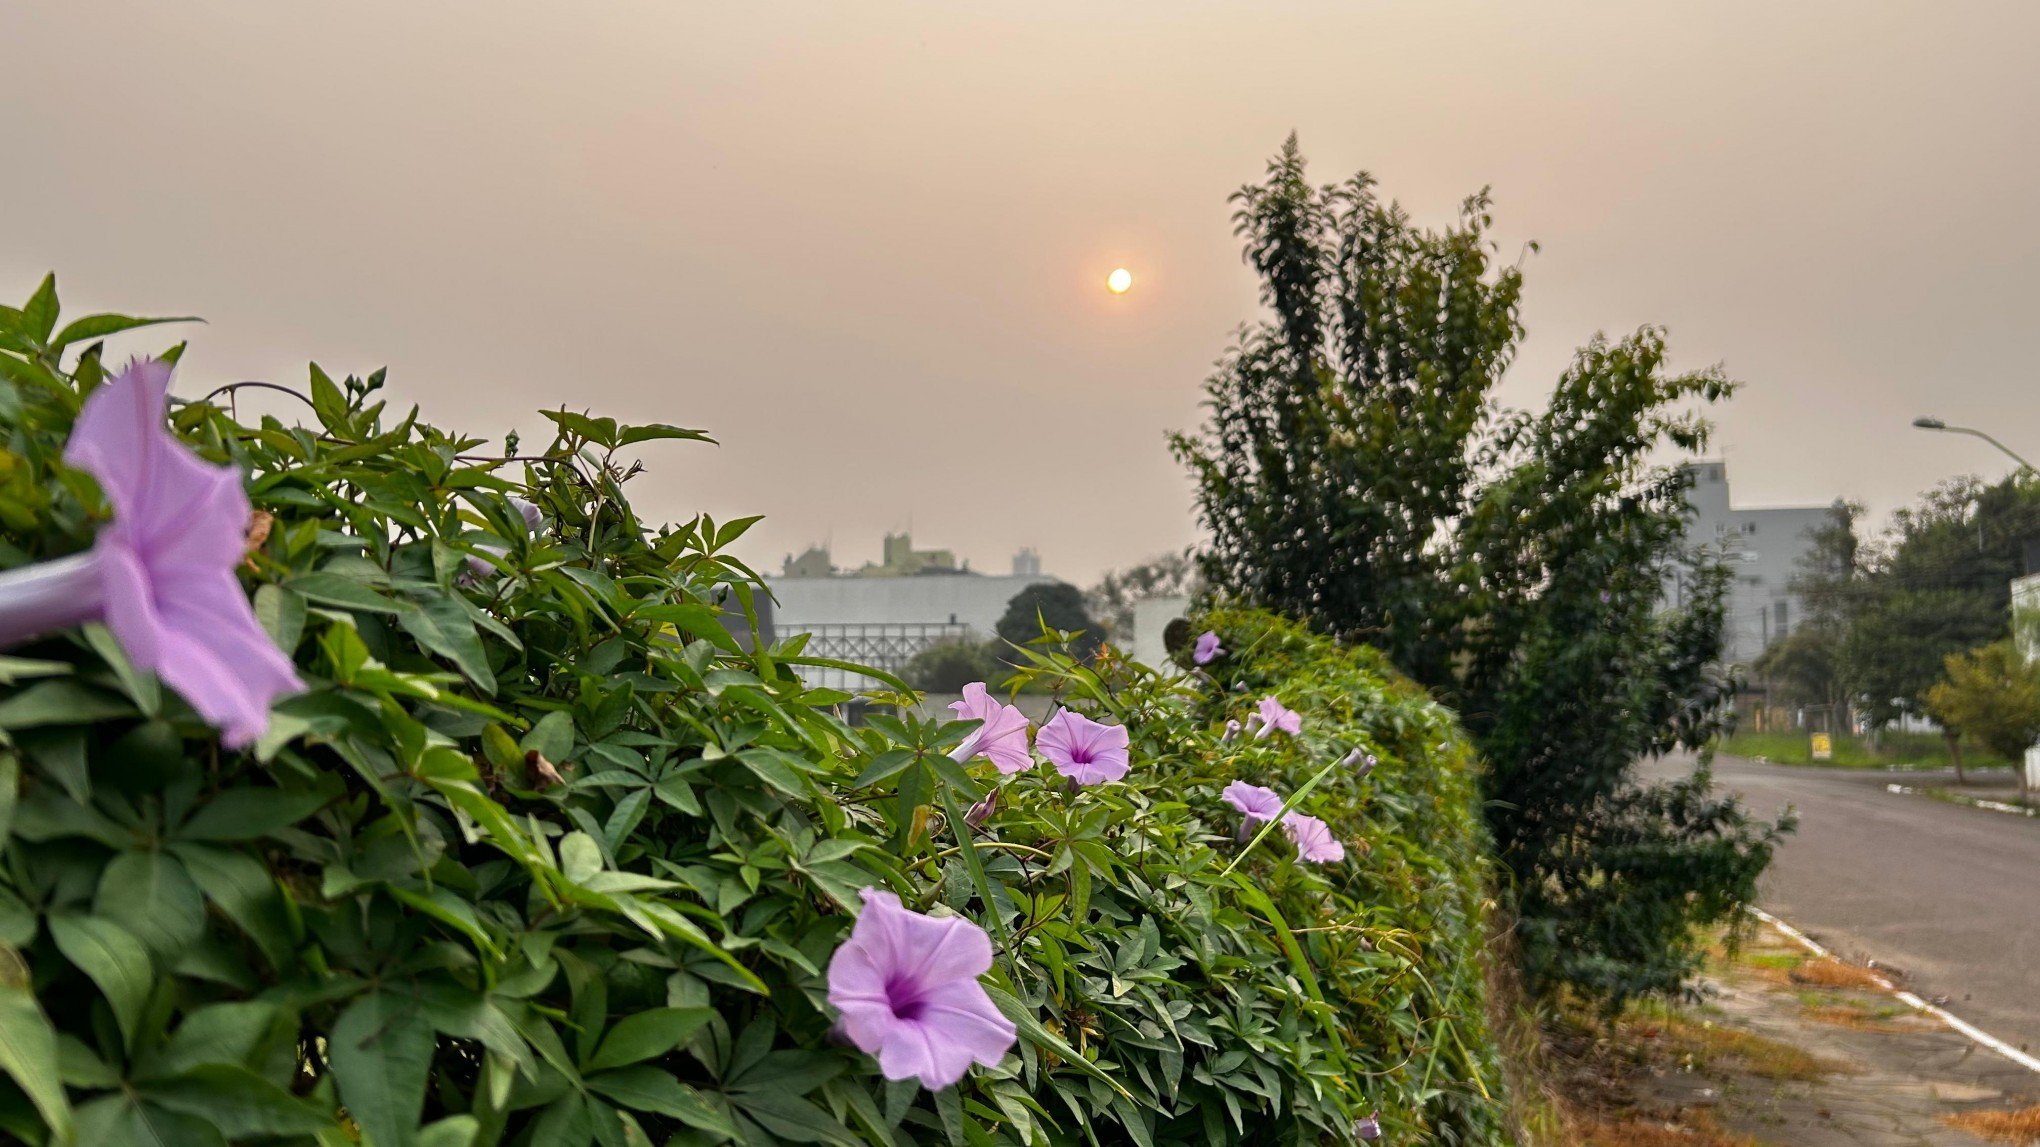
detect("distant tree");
top-left (1752, 627), bottom-right (1845, 715)
top-left (1768, 500), bottom-right (1864, 724)
top-left (1085, 550), bottom-right (1202, 640)
top-left (903, 638), bottom-right (1006, 693)
top-left (1173, 136), bottom-right (1784, 1004)
top-left (1925, 641), bottom-right (2040, 800)
top-left (996, 582), bottom-right (1102, 660)
top-left (1847, 477), bottom-right (2040, 725)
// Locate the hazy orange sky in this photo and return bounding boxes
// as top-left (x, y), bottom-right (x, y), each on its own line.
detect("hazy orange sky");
top-left (4, 2), bottom-right (2037, 584)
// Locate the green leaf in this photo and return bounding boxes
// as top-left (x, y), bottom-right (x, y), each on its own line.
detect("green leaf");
top-left (398, 595), bottom-right (495, 692)
top-left (542, 410), bottom-right (620, 448)
top-left (981, 982), bottom-right (1131, 1101)
top-left (584, 1067), bottom-right (735, 1135)
top-left (0, 983), bottom-right (71, 1140)
top-left (615, 423), bottom-right (714, 448)
top-left (20, 274), bottom-right (57, 343)
top-left (309, 364), bottom-right (349, 430)
top-left (0, 679), bottom-right (137, 730)
top-left (74, 1093), bottom-right (228, 1147)
top-left (142, 1000), bottom-right (286, 1079)
top-left (330, 990), bottom-right (435, 1147)
top-left (139, 1063), bottom-right (333, 1138)
top-left (48, 913), bottom-right (154, 1045)
top-left (176, 785), bottom-right (329, 841)
top-left (50, 313), bottom-right (199, 354)
top-left (585, 1007), bottom-right (713, 1073)
top-left (94, 849), bottom-right (206, 960)
top-left (170, 843), bottom-right (297, 969)
top-left (521, 710), bottom-right (575, 765)
top-left (0, 655), bottom-right (72, 685)
top-left (285, 572), bottom-right (404, 614)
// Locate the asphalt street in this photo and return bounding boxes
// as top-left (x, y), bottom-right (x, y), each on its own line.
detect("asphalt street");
top-left (1643, 750), bottom-right (2040, 1054)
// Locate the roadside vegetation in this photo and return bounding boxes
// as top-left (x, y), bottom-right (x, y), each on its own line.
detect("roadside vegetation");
top-left (1716, 728), bottom-right (2016, 770)
top-left (0, 277), bottom-right (1523, 1145)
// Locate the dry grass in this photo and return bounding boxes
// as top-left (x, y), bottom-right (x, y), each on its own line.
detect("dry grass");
top-left (1787, 957), bottom-right (1890, 992)
top-left (1945, 1105), bottom-right (2040, 1145)
top-left (1631, 1011), bottom-right (1849, 1082)
top-left (1571, 1111), bottom-right (1759, 1147)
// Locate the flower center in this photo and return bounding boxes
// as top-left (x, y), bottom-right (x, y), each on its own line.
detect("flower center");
top-left (883, 973), bottom-right (927, 1021)
top-left (1067, 745), bottom-right (1095, 765)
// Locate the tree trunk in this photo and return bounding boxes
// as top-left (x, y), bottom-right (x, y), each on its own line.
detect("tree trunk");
top-left (1946, 731), bottom-right (1965, 785)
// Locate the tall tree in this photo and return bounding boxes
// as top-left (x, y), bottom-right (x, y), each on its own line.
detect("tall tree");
top-left (1174, 138), bottom-right (1784, 1003)
top-left (1848, 476), bottom-right (2040, 724)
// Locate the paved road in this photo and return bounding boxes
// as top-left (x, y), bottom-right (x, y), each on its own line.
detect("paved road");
top-left (1643, 750), bottom-right (2040, 1054)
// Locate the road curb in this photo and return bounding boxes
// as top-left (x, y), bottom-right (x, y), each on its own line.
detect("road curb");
top-left (1884, 781), bottom-right (2039, 819)
top-left (1749, 906), bottom-right (2040, 1077)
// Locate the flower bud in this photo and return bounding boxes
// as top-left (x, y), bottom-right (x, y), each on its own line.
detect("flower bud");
top-left (963, 788), bottom-right (999, 829)
top-left (1221, 719), bottom-right (1242, 743)
top-left (1355, 1112), bottom-right (1382, 1140)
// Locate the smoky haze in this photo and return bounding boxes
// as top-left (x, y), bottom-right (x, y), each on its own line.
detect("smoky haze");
top-left (3, 1), bottom-right (2035, 583)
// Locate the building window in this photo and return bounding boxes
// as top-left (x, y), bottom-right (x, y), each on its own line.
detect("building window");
top-left (1743, 521), bottom-right (1757, 535)
top-left (1774, 600), bottom-right (1788, 630)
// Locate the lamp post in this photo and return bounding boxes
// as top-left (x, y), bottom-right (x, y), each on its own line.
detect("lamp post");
top-left (1911, 417), bottom-right (2038, 474)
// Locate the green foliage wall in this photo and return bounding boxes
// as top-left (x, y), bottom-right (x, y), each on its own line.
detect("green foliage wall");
top-left (0, 280), bottom-right (1514, 1146)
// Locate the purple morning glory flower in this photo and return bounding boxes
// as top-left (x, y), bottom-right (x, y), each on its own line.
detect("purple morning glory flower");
top-left (1253, 695), bottom-right (1302, 740)
top-left (1193, 630), bottom-right (1223, 665)
top-left (1221, 719), bottom-right (1242, 743)
top-left (948, 681), bottom-right (1033, 775)
top-left (1222, 781), bottom-right (1284, 825)
top-left (1282, 812), bottom-right (1345, 863)
top-left (825, 888), bottom-right (1017, 1089)
top-left (1355, 1111), bottom-right (1382, 1140)
top-left (0, 359), bottom-right (301, 747)
top-left (464, 496), bottom-right (543, 580)
top-left (1035, 709), bottom-right (1130, 785)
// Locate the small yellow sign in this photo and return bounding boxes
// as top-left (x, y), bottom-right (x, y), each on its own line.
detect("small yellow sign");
top-left (1810, 733), bottom-right (1833, 761)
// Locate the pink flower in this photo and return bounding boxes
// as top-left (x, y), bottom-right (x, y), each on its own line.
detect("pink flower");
top-left (0, 359), bottom-right (300, 746)
top-left (1193, 631), bottom-right (1223, 664)
top-left (1222, 781), bottom-right (1285, 825)
top-left (1282, 812), bottom-right (1345, 863)
top-left (1253, 696), bottom-right (1302, 740)
top-left (1035, 710), bottom-right (1130, 785)
top-left (825, 888), bottom-right (1017, 1089)
top-left (948, 681), bottom-right (1033, 775)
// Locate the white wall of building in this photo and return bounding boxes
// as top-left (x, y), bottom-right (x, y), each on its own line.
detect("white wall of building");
top-left (1677, 461), bottom-right (1832, 667)
top-left (1130, 595), bottom-right (1190, 670)
top-left (2014, 574), bottom-right (2040, 790)
top-left (766, 573), bottom-right (1059, 636)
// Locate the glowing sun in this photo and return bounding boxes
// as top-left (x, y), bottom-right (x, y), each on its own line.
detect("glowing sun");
top-left (1106, 267), bottom-right (1133, 294)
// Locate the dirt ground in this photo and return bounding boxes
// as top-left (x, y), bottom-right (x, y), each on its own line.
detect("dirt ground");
top-left (1542, 921), bottom-right (2040, 1147)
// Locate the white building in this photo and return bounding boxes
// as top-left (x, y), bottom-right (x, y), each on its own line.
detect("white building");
top-left (2014, 573), bottom-right (2040, 790)
top-left (764, 538), bottom-right (1063, 689)
top-left (1675, 461), bottom-right (1833, 667)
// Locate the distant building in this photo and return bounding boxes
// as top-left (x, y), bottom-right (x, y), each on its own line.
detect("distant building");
top-left (767, 533), bottom-right (1063, 688)
top-left (780, 544), bottom-right (835, 578)
top-left (1674, 461), bottom-right (1832, 667)
top-left (2013, 572), bottom-right (2040, 790)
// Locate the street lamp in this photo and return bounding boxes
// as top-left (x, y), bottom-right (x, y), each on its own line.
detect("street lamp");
top-left (1911, 417), bottom-right (2038, 474)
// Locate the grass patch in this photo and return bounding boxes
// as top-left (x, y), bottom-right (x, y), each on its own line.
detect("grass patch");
top-left (1946, 1105), bottom-right (2040, 1144)
top-left (1717, 729), bottom-right (2013, 770)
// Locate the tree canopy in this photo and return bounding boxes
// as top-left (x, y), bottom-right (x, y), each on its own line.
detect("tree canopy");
top-left (1174, 137), bottom-right (1784, 1003)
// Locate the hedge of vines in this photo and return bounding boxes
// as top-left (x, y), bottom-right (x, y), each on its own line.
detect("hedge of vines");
top-left (0, 278), bottom-right (1511, 1146)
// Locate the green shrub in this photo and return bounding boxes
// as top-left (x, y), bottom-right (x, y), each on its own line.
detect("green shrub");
top-left (0, 278), bottom-right (1511, 1145)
